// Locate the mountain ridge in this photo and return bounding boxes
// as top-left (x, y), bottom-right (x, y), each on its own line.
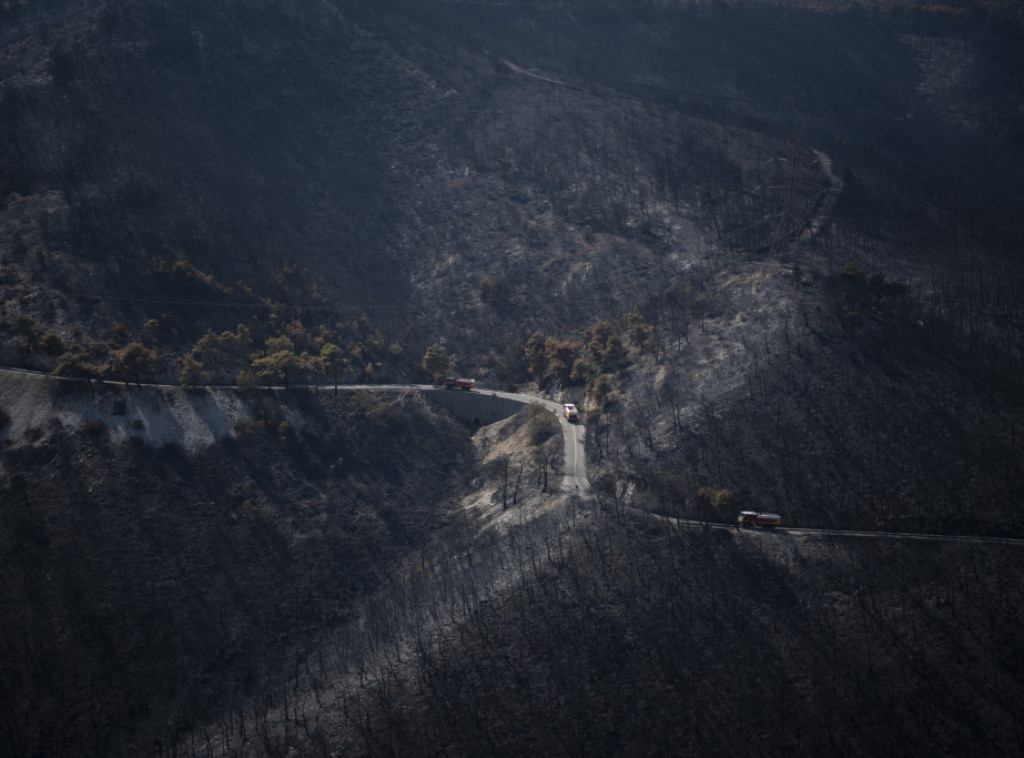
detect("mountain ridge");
top-left (2, 1), bottom-right (1023, 754)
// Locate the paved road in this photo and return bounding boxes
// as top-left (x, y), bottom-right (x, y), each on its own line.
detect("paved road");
top-left (0, 368), bottom-right (591, 494)
top-left (7, 368), bottom-right (1022, 543)
top-left (632, 512), bottom-right (1024, 548)
top-left (321, 383), bottom-right (590, 494)
top-left (486, 389), bottom-right (589, 494)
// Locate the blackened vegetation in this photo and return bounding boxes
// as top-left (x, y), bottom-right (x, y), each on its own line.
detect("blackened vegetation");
top-left (0, 0), bottom-right (433, 351)
top-left (0, 392), bottom-right (472, 757)
top-left (346, 0), bottom-right (1024, 375)
top-left (1, 0), bottom-right (1024, 755)
top-left (595, 257), bottom-right (1024, 536)
top-left (377, 522), bottom-right (1024, 756)
top-left (205, 513), bottom-right (1024, 756)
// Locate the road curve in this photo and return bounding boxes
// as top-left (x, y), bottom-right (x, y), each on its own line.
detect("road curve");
top-left (324, 384), bottom-right (590, 494)
top-left (485, 389), bottom-right (590, 494)
top-left (0, 368), bottom-right (590, 495)
top-left (7, 368), bottom-right (1021, 543)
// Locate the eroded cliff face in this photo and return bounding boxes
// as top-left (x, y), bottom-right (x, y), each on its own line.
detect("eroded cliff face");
top-left (0, 372), bottom-right (255, 452)
top-left (0, 377), bottom-right (477, 756)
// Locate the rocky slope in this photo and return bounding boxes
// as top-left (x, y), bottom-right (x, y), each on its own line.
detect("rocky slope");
top-left (1, 0), bottom-right (1023, 755)
top-left (0, 374), bottom-right (478, 756)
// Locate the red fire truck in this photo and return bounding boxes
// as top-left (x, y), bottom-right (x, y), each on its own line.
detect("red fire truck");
top-left (444, 376), bottom-right (475, 391)
top-left (738, 511), bottom-right (781, 528)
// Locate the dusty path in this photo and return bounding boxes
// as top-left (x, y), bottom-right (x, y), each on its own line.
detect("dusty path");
top-left (502, 58), bottom-right (591, 92)
top-left (797, 148), bottom-right (844, 243)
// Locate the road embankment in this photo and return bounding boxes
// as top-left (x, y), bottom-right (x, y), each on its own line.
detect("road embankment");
top-left (421, 387), bottom-right (524, 426)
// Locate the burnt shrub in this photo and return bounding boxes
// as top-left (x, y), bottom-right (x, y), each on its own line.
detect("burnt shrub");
top-left (82, 419), bottom-right (107, 437)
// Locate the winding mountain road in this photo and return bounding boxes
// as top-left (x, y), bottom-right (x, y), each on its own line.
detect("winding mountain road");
top-left (483, 388), bottom-right (589, 493)
top-left (0, 368), bottom-right (591, 494)
top-left (4, 367), bottom-right (1022, 545)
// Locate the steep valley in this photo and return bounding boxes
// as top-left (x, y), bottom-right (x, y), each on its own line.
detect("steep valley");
top-left (1, 0), bottom-right (1024, 755)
